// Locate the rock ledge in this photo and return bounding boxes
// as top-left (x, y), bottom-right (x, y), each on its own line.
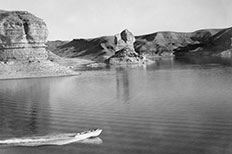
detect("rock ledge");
top-left (0, 10), bottom-right (48, 61)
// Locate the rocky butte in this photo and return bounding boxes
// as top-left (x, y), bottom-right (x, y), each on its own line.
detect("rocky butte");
top-left (0, 10), bottom-right (77, 79)
top-left (0, 10), bottom-right (48, 61)
top-left (106, 29), bottom-right (151, 65)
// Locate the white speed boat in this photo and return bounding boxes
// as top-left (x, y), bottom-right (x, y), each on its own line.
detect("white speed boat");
top-left (0, 129), bottom-right (102, 146)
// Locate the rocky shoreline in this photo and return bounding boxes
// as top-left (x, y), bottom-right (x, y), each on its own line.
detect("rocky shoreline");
top-left (0, 10), bottom-right (154, 80)
top-left (1, 9), bottom-right (232, 80)
top-left (0, 60), bottom-right (79, 80)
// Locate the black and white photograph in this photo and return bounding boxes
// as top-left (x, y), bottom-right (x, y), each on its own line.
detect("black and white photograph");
top-left (0, 0), bottom-right (232, 153)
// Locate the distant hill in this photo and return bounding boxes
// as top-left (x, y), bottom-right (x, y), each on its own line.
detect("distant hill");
top-left (47, 36), bottom-right (116, 62)
top-left (47, 27), bottom-right (232, 62)
top-left (135, 27), bottom-right (232, 57)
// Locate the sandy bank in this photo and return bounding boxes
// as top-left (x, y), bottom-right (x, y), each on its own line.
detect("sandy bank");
top-left (0, 52), bottom-right (107, 80)
top-left (0, 60), bottom-right (80, 80)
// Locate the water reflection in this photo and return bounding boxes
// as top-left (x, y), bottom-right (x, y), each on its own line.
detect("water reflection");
top-left (77, 137), bottom-right (103, 145)
top-left (116, 67), bottom-right (130, 103)
top-left (29, 102), bottom-right (38, 134)
top-left (0, 79), bottom-right (52, 138)
top-left (147, 56), bottom-right (232, 71)
top-left (175, 56), bottom-right (232, 66)
top-left (1, 57), bottom-right (232, 154)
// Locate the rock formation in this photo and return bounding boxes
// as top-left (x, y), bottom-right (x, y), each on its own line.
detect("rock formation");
top-left (106, 47), bottom-right (150, 65)
top-left (47, 29), bottom-right (149, 64)
top-left (47, 27), bottom-right (232, 60)
top-left (46, 30), bottom-right (137, 62)
top-left (0, 10), bottom-right (78, 80)
top-left (0, 10), bottom-right (48, 61)
top-left (106, 29), bottom-right (149, 65)
top-left (114, 29), bottom-right (135, 51)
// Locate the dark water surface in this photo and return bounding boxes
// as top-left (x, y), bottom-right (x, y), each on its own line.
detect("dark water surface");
top-left (1, 57), bottom-right (232, 154)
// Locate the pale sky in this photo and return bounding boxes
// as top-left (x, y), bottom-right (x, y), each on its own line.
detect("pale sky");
top-left (1, 0), bottom-right (232, 40)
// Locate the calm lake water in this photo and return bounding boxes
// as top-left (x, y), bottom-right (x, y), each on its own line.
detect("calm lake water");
top-left (1, 57), bottom-right (232, 154)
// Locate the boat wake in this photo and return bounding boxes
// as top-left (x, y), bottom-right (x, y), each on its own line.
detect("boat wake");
top-left (0, 129), bottom-right (102, 147)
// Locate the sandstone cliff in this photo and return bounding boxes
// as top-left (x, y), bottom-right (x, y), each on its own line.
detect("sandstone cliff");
top-left (0, 10), bottom-right (48, 61)
top-left (0, 10), bottom-right (78, 79)
top-left (106, 29), bottom-right (150, 65)
top-left (114, 29), bottom-right (135, 51)
top-left (106, 47), bottom-right (150, 65)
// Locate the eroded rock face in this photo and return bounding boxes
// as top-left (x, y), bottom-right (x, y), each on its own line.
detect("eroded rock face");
top-left (106, 47), bottom-right (151, 65)
top-left (0, 10), bottom-right (48, 61)
top-left (114, 29), bottom-right (135, 51)
top-left (107, 29), bottom-right (151, 65)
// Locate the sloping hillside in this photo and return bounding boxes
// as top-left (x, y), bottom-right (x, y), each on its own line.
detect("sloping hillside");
top-left (135, 27), bottom-right (232, 56)
top-left (47, 27), bottom-right (232, 61)
top-left (47, 36), bottom-right (116, 62)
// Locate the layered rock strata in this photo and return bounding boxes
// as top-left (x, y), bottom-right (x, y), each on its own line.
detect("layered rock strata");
top-left (114, 29), bottom-right (135, 51)
top-left (106, 47), bottom-right (150, 65)
top-left (0, 10), bottom-right (48, 61)
top-left (106, 29), bottom-right (150, 65)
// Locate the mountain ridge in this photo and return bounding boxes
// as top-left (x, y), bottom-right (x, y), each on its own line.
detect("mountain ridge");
top-left (47, 27), bottom-right (232, 62)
